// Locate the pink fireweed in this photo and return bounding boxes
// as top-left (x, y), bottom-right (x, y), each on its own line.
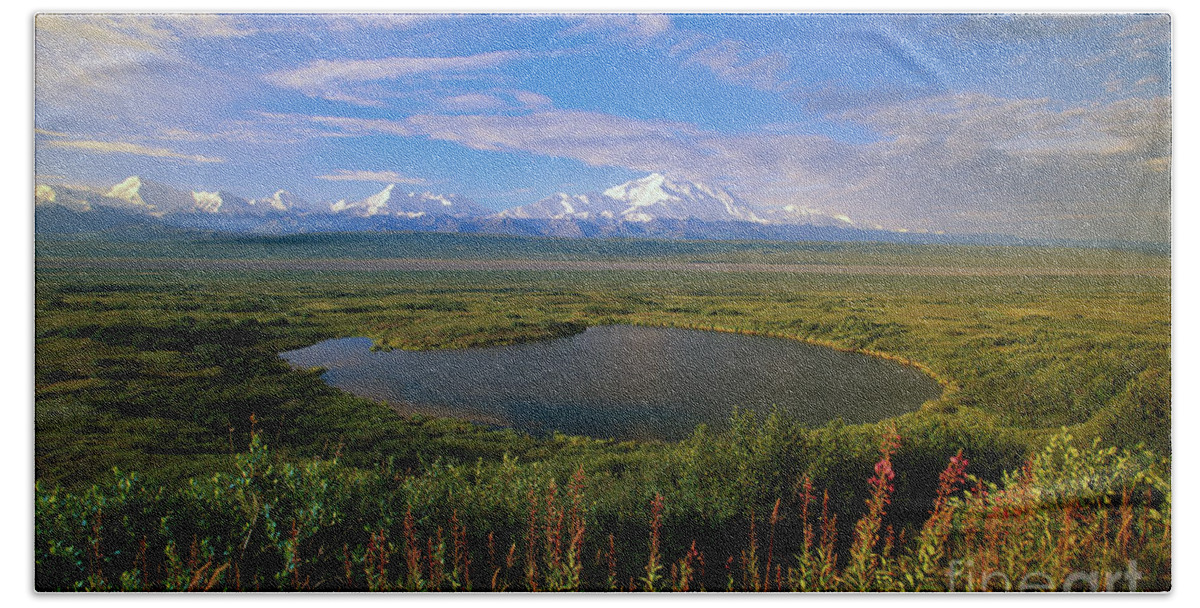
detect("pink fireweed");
top-left (846, 425), bottom-right (902, 590)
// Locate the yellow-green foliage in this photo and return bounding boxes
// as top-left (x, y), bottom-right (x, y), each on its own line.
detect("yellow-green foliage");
top-left (35, 233), bottom-right (1170, 590)
top-left (35, 428), bottom-right (1169, 591)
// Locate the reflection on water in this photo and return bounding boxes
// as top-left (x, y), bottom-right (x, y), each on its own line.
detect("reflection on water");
top-left (280, 325), bottom-right (941, 441)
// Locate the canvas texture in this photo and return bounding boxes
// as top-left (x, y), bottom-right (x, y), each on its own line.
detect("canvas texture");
top-left (34, 13), bottom-right (1171, 592)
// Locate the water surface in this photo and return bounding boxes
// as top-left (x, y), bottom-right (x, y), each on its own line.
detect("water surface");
top-left (280, 325), bottom-right (940, 441)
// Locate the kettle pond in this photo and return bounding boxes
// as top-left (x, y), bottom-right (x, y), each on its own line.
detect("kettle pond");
top-left (281, 325), bottom-right (943, 441)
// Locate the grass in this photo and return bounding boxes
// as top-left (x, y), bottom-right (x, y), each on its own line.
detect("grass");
top-left (33, 231), bottom-right (1171, 591)
top-left (34, 425), bottom-right (1169, 591)
top-left (35, 230), bottom-right (1170, 269)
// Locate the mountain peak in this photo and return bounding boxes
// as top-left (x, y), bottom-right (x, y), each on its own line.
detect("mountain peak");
top-left (499, 173), bottom-right (860, 227)
top-left (365, 184), bottom-right (395, 215)
top-left (191, 190), bottom-right (224, 213)
top-left (249, 189), bottom-right (293, 212)
top-left (329, 185), bottom-right (488, 219)
top-left (603, 173), bottom-right (676, 209)
top-left (38, 171), bottom-right (857, 235)
top-left (35, 184), bottom-right (58, 205)
top-left (107, 176), bottom-right (147, 206)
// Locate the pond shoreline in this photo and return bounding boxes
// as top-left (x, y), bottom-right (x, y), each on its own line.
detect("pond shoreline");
top-left (281, 324), bottom-right (944, 441)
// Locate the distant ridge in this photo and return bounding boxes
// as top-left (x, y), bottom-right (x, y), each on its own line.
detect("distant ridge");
top-left (33, 175), bottom-right (1169, 253)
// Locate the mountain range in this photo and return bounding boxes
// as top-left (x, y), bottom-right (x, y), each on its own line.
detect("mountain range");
top-left (35, 172), bottom-right (1151, 249)
top-left (495, 173), bottom-right (853, 229)
top-left (36, 172), bottom-right (854, 228)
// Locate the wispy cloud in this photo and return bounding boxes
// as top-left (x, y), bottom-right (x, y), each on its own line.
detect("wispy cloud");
top-left (264, 51), bottom-right (528, 105)
top-left (441, 93), bottom-right (507, 112)
top-left (561, 15), bottom-right (671, 42)
top-left (35, 15), bottom-right (181, 93)
top-left (403, 110), bottom-right (712, 169)
top-left (35, 14), bottom-right (258, 142)
top-left (45, 138), bottom-right (224, 163)
top-left (681, 24), bottom-right (948, 109)
top-left (512, 90), bottom-right (553, 109)
top-left (32, 14), bottom-right (1171, 243)
top-left (320, 14), bottom-right (432, 32)
top-left (316, 169), bottom-right (427, 184)
top-left (307, 115), bottom-right (417, 137)
top-left (158, 14), bottom-right (258, 38)
top-left (300, 109), bottom-right (840, 195)
top-left (1117, 13), bottom-right (1171, 57)
top-left (298, 89), bottom-right (1170, 242)
top-left (842, 94), bottom-right (1170, 161)
top-left (676, 39), bottom-right (793, 92)
top-left (153, 119), bottom-right (344, 145)
top-left (825, 93), bottom-right (1172, 240)
top-left (433, 90), bottom-right (555, 113)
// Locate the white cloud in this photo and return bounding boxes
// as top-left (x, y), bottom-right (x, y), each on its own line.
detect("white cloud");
top-left (35, 15), bottom-right (181, 94)
top-left (512, 90), bottom-right (553, 109)
top-left (153, 121), bottom-right (340, 145)
top-left (316, 169), bottom-right (427, 184)
top-left (441, 93), bottom-right (507, 112)
top-left (402, 110), bottom-right (714, 169)
top-left (320, 14), bottom-right (431, 32)
top-left (824, 94), bottom-right (1171, 241)
top-left (308, 115), bottom-right (417, 137)
top-left (300, 91), bottom-right (1170, 242)
top-left (34, 14), bottom-right (259, 150)
top-left (1117, 14), bottom-right (1171, 52)
top-left (303, 109), bottom-right (841, 204)
top-left (678, 39), bottom-right (793, 92)
top-left (561, 15), bottom-right (671, 42)
top-left (263, 51), bottom-right (527, 104)
top-left (843, 94), bottom-right (1169, 163)
top-left (44, 138), bottom-right (224, 163)
top-left (629, 15), bottom-right (671, 39)
top-left (160, 14), bottom-right (257, 38)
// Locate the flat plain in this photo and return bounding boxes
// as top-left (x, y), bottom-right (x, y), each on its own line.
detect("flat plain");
top-left (35, 232), bottom-right (1171, 591)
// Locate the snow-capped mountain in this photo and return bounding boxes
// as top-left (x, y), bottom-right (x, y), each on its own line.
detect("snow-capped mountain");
top-left (35, 176), bottom-right (306, 219)
top-left (36, 176), bottom-right (297, 218)
top-left (246, 190), bottom-right (302, 214)
top-left (330, 184), bottom-right (490, 219)
top-left (757, 205), bottom-right (855, 228)
top-left (495, 192), bottom-right (619, 221)
top-left (35, 183), bottom-right (110, 212)
top-left (104, 176), bottom-right (231, 215)
top-left (601, 173), bottom-right (766, 223)
top-left (35, 172), bottom-right (866, 240)
top-left (497, 173), bottom-right (853, 227)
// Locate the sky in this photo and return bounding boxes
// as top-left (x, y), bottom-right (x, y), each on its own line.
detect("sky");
top-left (33, 12), bottom-right (1171, 243)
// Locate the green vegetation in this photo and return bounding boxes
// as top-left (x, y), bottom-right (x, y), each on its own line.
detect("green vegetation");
top-left (36, 230), bottom-right (1169, 269)
top-left (35, 424), bottom-right (1169, 591)
top-left (34, 232), bottom-right (1170, 591)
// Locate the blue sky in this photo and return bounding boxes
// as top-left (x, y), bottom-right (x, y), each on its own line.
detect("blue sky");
top-left (34, 13), bottom-right (1171, 242)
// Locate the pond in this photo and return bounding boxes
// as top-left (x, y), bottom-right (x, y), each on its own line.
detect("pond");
top-left (280, 325), bottom-right (941, 441)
